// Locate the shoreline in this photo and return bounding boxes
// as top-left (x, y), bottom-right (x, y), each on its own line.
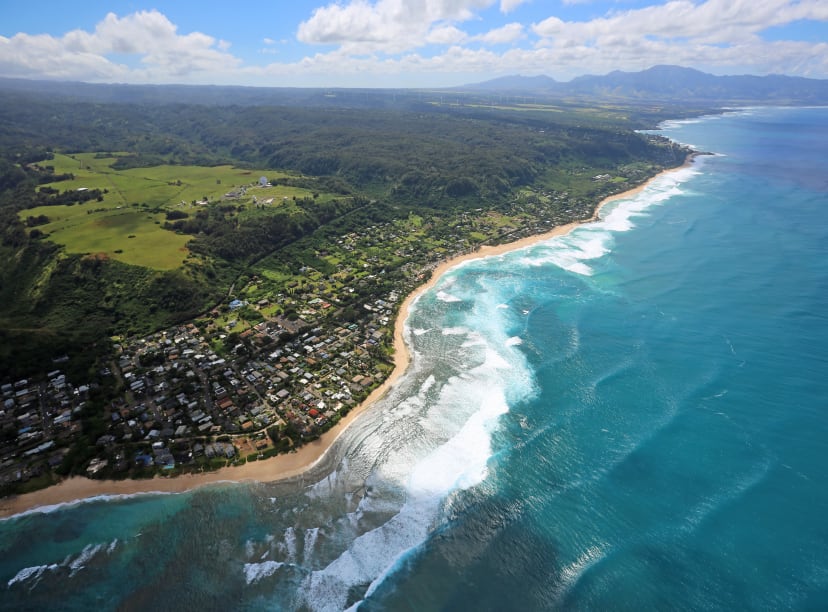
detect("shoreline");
top-left (0, 158), bottom-right (694, 520)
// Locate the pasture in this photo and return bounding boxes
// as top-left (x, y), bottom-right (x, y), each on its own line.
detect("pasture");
top-left (42, 153), bottom-right (307, 208)
top-left (24, 154), bottom-right (323, 270)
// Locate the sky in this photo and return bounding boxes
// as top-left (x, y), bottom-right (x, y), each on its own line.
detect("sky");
top-left (0, 0), bottom-right (826, 88)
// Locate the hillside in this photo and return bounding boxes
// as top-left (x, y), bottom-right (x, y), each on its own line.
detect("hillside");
top-left (0, 86), bottom-right (692, 381)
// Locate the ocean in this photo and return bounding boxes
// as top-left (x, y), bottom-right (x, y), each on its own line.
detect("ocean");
top-left (2, 106), bottom-right (827, 611)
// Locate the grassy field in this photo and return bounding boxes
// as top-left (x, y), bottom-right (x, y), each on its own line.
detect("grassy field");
top-left (81, 211), bottom-right (191, 269)
top-left (24, 154), bottom-right (325, 270)
top-left (42, 153), bottom-right (305, 207)
top-left (23, 203), bottom-right (190, 270)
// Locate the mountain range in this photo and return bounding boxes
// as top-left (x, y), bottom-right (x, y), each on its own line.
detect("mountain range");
top-left (460, 65), bottom-right (828, 105)
top-left (1, 65), bottom-right (825, 107)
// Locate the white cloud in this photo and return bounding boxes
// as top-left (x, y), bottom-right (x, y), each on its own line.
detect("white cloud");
top-left (533, 0), bottom-right (828, 47)
top-left (296, 0), bottom-right (497, 53)
top-left (519, 0), bottom-right (828, 80)
top-left (427, 25), bottom-right (469, 45)
top-left (500, 0), bottom-right (529, 13)
top-left (0, 32), bottom-right (127, 81)
top-left (249, 22), bottom-right (828, 87)
top-left (1, 2), bottom-right (826, 87)
top-left (0, 10), bottom-right (240, 82)
top-left (286, 0), bottom-right (828, 83)
top-left (473, 22), bottom-right (525, 44)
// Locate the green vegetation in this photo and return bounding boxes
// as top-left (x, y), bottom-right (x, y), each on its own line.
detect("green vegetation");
top-left (42, 153), bottom-right (306, 207)
top-left (0, 88), bottom-right (686, 482)
top-left (34, 209), bottom-right (190, 270)
top-left (23, 154), bottom-right (328, 269)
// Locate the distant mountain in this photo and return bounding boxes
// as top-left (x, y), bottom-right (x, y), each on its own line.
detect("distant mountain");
top-left (2, 65), bottom-right (826, 108)
top-left (463, 65), bottom-right (828, 105)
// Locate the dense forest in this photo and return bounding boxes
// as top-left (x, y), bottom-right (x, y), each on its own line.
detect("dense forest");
top-left (0, 90), bottom-right (688, 200)
top-left (0, 86), bottom-right (693, 379)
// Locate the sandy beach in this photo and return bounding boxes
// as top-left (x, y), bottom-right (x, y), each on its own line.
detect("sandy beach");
top-left (0, 160), bottom-right (692, 520)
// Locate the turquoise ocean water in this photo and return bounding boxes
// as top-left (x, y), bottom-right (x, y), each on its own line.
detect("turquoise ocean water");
top-left (2, 107), bottom-right (827, 610)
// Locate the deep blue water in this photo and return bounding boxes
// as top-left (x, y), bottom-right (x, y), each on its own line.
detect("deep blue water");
top-left (2, 107), bottom-right (827, 611)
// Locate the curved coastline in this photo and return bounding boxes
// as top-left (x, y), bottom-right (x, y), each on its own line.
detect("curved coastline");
top-left (0, 158), bottom-right (695, 520)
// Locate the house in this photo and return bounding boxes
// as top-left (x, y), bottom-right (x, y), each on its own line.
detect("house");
top-left (87, 458), bottom-right (108, 475)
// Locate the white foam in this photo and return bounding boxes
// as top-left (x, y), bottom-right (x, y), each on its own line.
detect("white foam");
top-left (557, 544), bottom-right (609, 597)
top-left (415, 390), bottom-right (508, 494)
top-left (9, 541), bottom-right (115, 587)
top-left (305, 470), bottom-right (339, 499)
top-left (244, 561), bottom-right (285, 584)
top-left (412, 328), bottom-right (430, 336)
top-left (660, 118), bottom-right (704, 129)
top-left (283, 526), bottom-right (298, 564)
top-left (482, 346), bottom-right (512, 371)
top-left (69, 543), bottom-right (103, 577)
top-left (460, 331), bottom-right (487, 349)
top-left (0, 491), bottom-right (182, 521)
top-left (436, 291), bottom-right (462, 303)
top-left (7, 563), bottom-right (59, 588)
top-left (348, 390), bottom-right (513, 606)
top-left (295, 272), bottom-right (541, 609)
top-left (519, 238), bottom-right (606, 276)
top-left (301, 354), bottom-right (517, 610)
top-left (419, 374), bottom-right (436, 396)
top-left (507, 166), bottom-right (700, 277)
top-left (304, 527), bottom-right (320, 563)
top-left (302, 492), bottom-right (437, 611)
top-left (568, 262), bottom-right (595, 276)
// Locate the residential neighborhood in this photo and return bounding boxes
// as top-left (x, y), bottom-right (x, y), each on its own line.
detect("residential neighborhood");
top-left (0, 286), bottom-right (400, 487)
